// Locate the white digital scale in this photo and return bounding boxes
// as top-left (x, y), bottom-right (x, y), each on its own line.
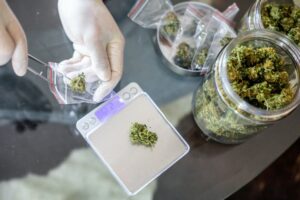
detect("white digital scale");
top-left (76, 82), bottom-right (190, 195)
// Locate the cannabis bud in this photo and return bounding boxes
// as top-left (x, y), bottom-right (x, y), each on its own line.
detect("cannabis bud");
top-left (173, 42), bottom-right (195, 69)
top-left (70, 73), bottom-right (86, 93)
top-left (288, 27), bottom-right (300, 46)
top-left (227, 45), bottom-right (294, 110)
top-left (130, 122), bottom-right (158, 147)
top-left (162, 12), bottom-right (181, 38)
top-left (194, 48), bottom-right (208, 66)
top-left (262, 3), bottom-right (300, 46)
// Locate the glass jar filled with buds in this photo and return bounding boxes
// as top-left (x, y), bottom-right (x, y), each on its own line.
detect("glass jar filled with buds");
top-left (193, 30), bottom-right (300, 144)
top-left (240, 0), bottom-right (300, 47)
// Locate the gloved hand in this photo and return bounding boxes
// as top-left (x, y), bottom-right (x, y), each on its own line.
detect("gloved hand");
top-left (0, 0), bottom-right (28, 76)
top-left (58, 0), bottom-right (125, 102)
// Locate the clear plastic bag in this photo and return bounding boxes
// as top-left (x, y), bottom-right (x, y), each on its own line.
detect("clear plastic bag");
top-left (172, 39), bottom-right (196, 69)
top-left (128, 0), bottom-right (173, 29)
top-left (28, 55), bottom-right (114, 105)
top-left (47, 63), bottom-right (115, 104)
top-left (128, 0), bottom-right (182, 43)
top-left (129, 1), bottom-right (239, 74)
top-left (222, 3), bottom-right (240, 22)
top-left (202, 20), bottom-right (236, 73)
top-left (177, 4), bottom-right (208, 39)
top-left (191, 3), bottom-right (239, 73)
top-left (171, 4), bottom-right (213, 70)
top-left (159, 10), bottom-right (181, 43)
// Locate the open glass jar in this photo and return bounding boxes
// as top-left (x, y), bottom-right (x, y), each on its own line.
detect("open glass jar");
top-left (192, 30), bottom-right (300, 144)
top-left (239, 0), bottom-right (299, 45)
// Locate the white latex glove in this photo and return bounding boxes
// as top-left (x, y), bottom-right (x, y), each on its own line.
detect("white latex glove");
top-left (58, 0), bottom-right (125, 102)
top-left (0, 0), bottom-right (28, 76)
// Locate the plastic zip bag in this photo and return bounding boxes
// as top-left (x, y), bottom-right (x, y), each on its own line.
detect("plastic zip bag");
top-left (48, 62), bottom-right (115, 104)
top-left (28, 55), bottom-right (114, 105)
top-left (129, 0), bottom-right (182, 43)
top-left (192, 3), bottom-right (239, 47)
top-left (191, 3), bottom-right (239, 73)
top-left (222, 3), bottom-right (240, 22)
top-left (171, 4), bottom-right (213, 69)
top-left (128, 0), bottom-right (173, 29)
top-left (176, 4), bottom-right (207, 39)
top-left (129, 0), bottom-right (239, 75)
top-left (202, 19), bottom-right (236, 73)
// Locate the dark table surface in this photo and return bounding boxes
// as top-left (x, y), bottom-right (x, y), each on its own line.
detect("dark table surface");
top-left (0, 0), bottom-right (299, 200)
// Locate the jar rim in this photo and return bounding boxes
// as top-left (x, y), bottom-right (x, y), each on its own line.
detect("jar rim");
top-left (253, 0), bottom-right (265, 29)
top-left (216, 30), bottom-right (300, 121)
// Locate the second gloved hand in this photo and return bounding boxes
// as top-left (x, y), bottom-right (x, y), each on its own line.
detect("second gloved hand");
top-left (0, 0), bottom-right (28, 76)
top-left (58, 0), bottom-right (125, 102)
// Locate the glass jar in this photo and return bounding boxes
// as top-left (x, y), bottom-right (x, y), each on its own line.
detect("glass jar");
top-left (239, 0), bottom-right (296, 37)
top-left (192, 30), bottom-right (300, 144)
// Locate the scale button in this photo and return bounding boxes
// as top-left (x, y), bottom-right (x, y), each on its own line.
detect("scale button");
top-left (130, 87), bottom-right (138, 95)
top-left (88, 117), bottom-right (97, 125)
top-left (122, 92), bottom-right (131, 100)
top-left (82, 122), bottom-right (89, 130)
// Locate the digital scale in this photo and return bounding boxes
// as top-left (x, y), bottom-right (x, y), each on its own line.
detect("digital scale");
top-left (76, 82), bottom-right (190, 195)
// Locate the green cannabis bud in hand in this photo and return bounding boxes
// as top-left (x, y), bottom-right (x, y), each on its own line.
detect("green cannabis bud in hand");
top-left (70, 73), bottom-right (86, 93)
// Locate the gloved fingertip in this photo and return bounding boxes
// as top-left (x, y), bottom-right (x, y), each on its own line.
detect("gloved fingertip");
top-left (93, 87), bottom-right (111, 102)
top-left (63, 77), bottom-right (71, 85)
top-left (14, 68), bottom-right (26, 76)
top-left (93, 91), bottom-right (106, 102)
top-left (97, 70), bottom-right (112, 82)
top-left (93, 94), bottom-right (104, 102)
top-left (0, 56), bottom-right (12, 66)
top-left (12, 60), bottom-right (27, 76)
top-left (57, 63), bottom-right (67, 74)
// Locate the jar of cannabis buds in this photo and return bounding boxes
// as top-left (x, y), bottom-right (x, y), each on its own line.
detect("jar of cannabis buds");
top-left (240, 0), bottom-right (300, 47)
top-left (192, 30), bottom-right (300, 144)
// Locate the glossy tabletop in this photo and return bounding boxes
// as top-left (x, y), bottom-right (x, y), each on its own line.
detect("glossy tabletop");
top-left (0, 0), bottom-right (299, 200)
